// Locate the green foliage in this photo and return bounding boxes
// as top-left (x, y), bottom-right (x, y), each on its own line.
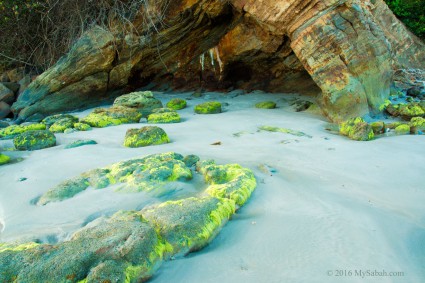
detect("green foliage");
top-left (385, 0), bottom-right (425, 39)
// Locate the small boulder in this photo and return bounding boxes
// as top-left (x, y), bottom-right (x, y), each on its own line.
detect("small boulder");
top-left (394, 124), bottom-right (411, 135)
top-left (0, 101), bottom-right (11, 119)
top-left (73, 122), bottom-right (92, 131)
top-left (42, 114), bottom-right (79, 128)
top-left (113, 91), bottom-right (163, 115)
top-left (255, 101), bottom-right (276, 109)
top-left (124, 126), bottom-right (170, 148)
top-left (340, 117), bottom-right (374, 141)
top-left (0, 83), bottom-right (15, 104)
top-left (370, 121), bottom-right (385, 134)
top-left (406, 86), bottom-right (424, 98)
top-left (194, 101), bottom-right (222, 114)
top-left (13, 130), bottom-right (56, 151)
top-left (0, 123), bottom-right (46, 140)
top-left (147, 111), bottom-right (181, 124)
top-left (0, 153), bottom-right (11, 165)
top-left (81, 106), bottom-right (142, 128)
top-left (166, 98), bottom-right (187, 110)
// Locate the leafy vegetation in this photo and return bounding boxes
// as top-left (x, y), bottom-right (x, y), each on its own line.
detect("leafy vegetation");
top-left (384, 0), bottom-right (425, 39)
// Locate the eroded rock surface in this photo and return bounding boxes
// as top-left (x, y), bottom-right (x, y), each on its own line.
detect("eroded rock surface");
top-left (0, 152), bottom-right (257, 282)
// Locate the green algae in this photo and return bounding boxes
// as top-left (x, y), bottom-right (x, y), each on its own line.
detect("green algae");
top-left (81, 106), bottom-right (142, 128)
top-left (339, 117), bottom-right (374, 141)
top-left (255, 101), bottom-right (276, 109)
top-left (124, 126), bottom-right (170, 148)
top-left (394, 124), bottom-right (411, 135)
top-left (0, 153), bottom-right (10, 165)
top-left (166, 98), bottom-right (187, 110)
top-left (0, 123), bottom-right (46, 139)
top-left (13, 130), bottom-right (56, 151)
top-left (410, 117), bottom-right (425, 134)
top-left (258, 125), bottom-right (312, 138)
top-left (113, 91), bottom-right (163, 115)
top-left (147, 111), bottom-right (181, 124)
top-left (73, 122), bottom-right (92, 131)
top-left (194, 101), bottom-right (222, 114)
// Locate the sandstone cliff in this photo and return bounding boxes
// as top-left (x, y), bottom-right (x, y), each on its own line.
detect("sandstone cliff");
top-left (11, 0), bottom-right (425, 122)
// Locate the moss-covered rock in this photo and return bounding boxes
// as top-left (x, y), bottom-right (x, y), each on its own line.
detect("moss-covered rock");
top-left (166, 98), bottom-right (187, 110)
top-left (194, 101), bottom-right (222, 114)
top-left (65, 140), bottom-right (97, 149)
top-left (73, 122), bottom-right (92, 131)
top-left (124, 126), bottom-right (170, 148)
top-left (48, 116), bottom-right (79, 133)
top-left (142, 196), bottom-right (235, 255)
top-left (370, 121), bottom-right (385, 134)
top-left (197, 160), bottom-right (257, 207)
top-left (42, 114), bottom-right (78, 128)
top-left (81, 106), bottom-right (142, 128)
top-left (0, 153), bottom-right (10, 165)
top-left (398, 103), bottom-right (425, 120)
top-left (113, 91), bottom-right (163, 115)
top-left (0, 123), bottom-right (46, 139)
top-left (394, 124), bottom-right (411, 135)
top-left (410, 117), bottom-right (425, 134)
top-left (13, 130), bottom-right (56, 151)
top-left (339, 117), bottom-right (374, 141)
top-left (147, 111), bottom-right (181, 124)
top-left (255, 101), bottom-right (276, 109)
top-left (4, 152), bottom-right (257, 281)
top-left (37, 152), bottom-right (192, 204)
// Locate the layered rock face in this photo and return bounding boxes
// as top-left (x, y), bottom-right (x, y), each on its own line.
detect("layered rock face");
top-left (11, 0), bottom-right (425, 122)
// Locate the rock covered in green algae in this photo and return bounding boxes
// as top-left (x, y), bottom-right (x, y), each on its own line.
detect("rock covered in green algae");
top-left (42, 114), bottom-right (79, 128)
top-left (385, 102), bottom-right (425, 120)
top-left (0, 153), bottom-right (10, 165)
top-left (258, 125), bottom-right (312, 138)
top-left (124, 126), bottom-right (170, 148)
top-left (394, 124), bottom-right (411, 135)
top-left (13, 130), bottom-right (56, 151)
top-left (255, 101), bottom-right (276, 109)
top-left (2, 152), bottom-right (257, 282)
top-left (0, 212), bottom-right (168, 283)
top-left (48, 116), bottom-right (79, 133)
top-left (410, 117), bottom-right (425, 134)
top-left (339, 117), bottom-right (374, 141)
top-left (37, 152), bottom-right (192, 205)
top-left (0, 123), bottom-right (46, 139)
top-left (113, 91), bottom-right (163, 115)
top-left (65, 140), bottom-right (97, 149)
top-left (142, 196), bottom-right (235, 255)
top-left (73, 122), bottom-right (92, 131)
top-left (194, 101), bottom-right (222, 114)
top-left (147, 111), bottom-right (181, 124)
top-left (166, 98), bottom-right (187, 110)
top-left (81, 106), bottom-right (142, 128)
top-left (370, 121), bottom-right (385, 134)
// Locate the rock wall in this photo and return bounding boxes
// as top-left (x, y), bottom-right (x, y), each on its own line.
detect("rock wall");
top-left (11, 0), bottom-right (425, 122)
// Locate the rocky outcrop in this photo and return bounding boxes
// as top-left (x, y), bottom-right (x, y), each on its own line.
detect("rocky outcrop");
top-left (0, 153), bottom-right (257, 282)
top-left (10, 0), bottom-right (425, 122)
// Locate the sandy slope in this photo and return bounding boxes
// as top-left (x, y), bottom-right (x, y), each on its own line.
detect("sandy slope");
top-left (0, 91), bottom-right (424, 283)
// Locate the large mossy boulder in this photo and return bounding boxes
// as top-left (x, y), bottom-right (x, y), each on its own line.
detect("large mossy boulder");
top-left (124, 126), bottom-right (170, 148)
top-left (81, 106), bottom-right (142, 128)
top-left (410, 117), bottom-right (425, 134)
top-left (13, 130), bottom-right (56, 151)
top-left (194, 101), bottom-right (222, 114)
top-left (385, 102), bottom-right (425, 120)
top-left (0, 123), bottom-right (46, 140)
top-left (339, 117), bottom-right (374, 141)
top-left (394, 124), bottom-right (411, 135)
top-left (166, 98), bottom-right (187, 110)
top-left (113, 91), bottom-right (163, 116)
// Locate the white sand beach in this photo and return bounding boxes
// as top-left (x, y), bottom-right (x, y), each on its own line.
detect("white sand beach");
top-left (1, 91), bottom-right (424, 283)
